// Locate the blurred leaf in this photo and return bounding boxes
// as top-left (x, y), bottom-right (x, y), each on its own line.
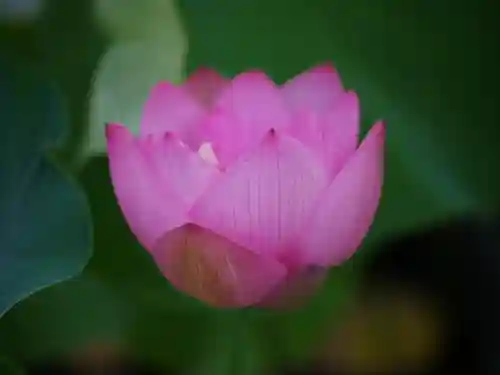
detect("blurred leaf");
top-left (0, 0), bottom-right (43, 23)
top-left (129, 303), bottom-right (211, 372)
top-left (39, 0), bottom-right (105, 168)
top-left (0, 276), bottom-right (129, 360)
top-left (190, 313), bottom-right (267, 375)
top-left (96, 0), bottom-right (185, 41)
top-left (0, 356), bottom-right (23, 375)
top-left (0, 57), bottom-right (92, 317)
top-left (86, 0), bottom-right (187, 156)
top-left (87, 39), bottom-right (187, 155)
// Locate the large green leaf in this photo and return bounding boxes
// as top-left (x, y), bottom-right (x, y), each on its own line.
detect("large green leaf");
top-left (86, 0), bottom-right (187, 155)
top-left (0, 275), bottom-right (129, 361)
top-left (96, 0), bottom-right (186, 41)
top-left (0, 57), bottom-right (92, 317)
top-left (0, 356), bottom-right (22, 375)
top-left (39, 0), bottom-right (105, 168)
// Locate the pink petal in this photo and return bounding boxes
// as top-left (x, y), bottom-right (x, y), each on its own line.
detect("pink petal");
top-left (189, 130), bottom-right (328, 259)
top-left (184, 67), bottom-right (228, 109)
top-left (106, 124), bottom-right (188, 250)
top-left (151, 223), bottom-right (287, 307)
top-left (205, 71), bottom-right (291, 167)
top-left (290, 91), bottom-right (360, 178)
top-left (281, 63), bottom-right (344, 113)
top-left (138, 133), bottom-right (220, 207)
top-left (298, 121), bottom-right (385, 266)
top-left (140, 82), bottom-right (205, 149)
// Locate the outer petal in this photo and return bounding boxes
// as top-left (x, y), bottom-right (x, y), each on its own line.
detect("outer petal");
top-left (151, 224), bottom-right (287, 307)
top-left (298, 121), bottom-right (385, 266)
top-left (140, 82), bottom-right (205, 149)
top-left (281, 63), bottom-right (344, 113)
top-left (289, 91), bottom-right (360, 178)
top-left (106, 124), bottom-right (187, 250)
top-left (184, 67), bottom-right (228, 109)
top-left (205, 71), bottom-right (291, 167)
top-left (139, 133), bottom-right (219, 207)
top-left (189, 130), bottom-right (328, 259)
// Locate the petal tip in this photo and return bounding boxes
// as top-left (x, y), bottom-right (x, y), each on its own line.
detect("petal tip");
top-left (145, 81), bottom-right (178, 101)
top-left (234, 70), bottom-right (272, 84)
top-left (189, 67), bottom-right (221, 78)
top-left (105, 123), bottom-right (130, 141)
top-left (311, 62), bottom-right (337, 74)
top-left (372, 120), bottom-right (386, 138)
top-left (344, 90), bottom-right (359, 101)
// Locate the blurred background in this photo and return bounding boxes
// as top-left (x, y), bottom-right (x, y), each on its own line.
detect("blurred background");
top-left (0, 0), bottom-right (499, 374)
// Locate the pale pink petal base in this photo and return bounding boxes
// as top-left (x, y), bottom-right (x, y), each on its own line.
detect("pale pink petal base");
top-left (298, 121), bottom-right (385, 266)
top-left (151, 224), bottom-right (287, 308)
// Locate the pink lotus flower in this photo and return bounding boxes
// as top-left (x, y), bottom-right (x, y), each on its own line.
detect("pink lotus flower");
top-left (106, 63), bottom-right (385, 308)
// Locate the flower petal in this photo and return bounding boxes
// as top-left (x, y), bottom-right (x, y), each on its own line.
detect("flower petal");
top-left (189, 130), bottom-right (328, 259)
top-left (289, 91), bottom-right (360, 178)
top-left (106, 124), bottom-right (188, 250)
top-left (138, 133), bottom-right (220, 207)
top-left (206, 71), bottom-right (291, 167)
top-left (151, 224), bottom-right (287, 307)
top-left (298, 121), bottom-right (385, 266)
top-left (184, 67), bottom-right (228, 109)
top-left (281, 63), bottom-right (344, 113)
top-left (140, 82), bottom-right (205, 149)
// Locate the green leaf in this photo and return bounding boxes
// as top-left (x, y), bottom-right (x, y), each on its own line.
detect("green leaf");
top-left (96, 0), bottom-right (186, 41)
top-left (0, 356), bottom-right (23, 375)
top-left (0, 276), bottom-right (129, 360)
top-left (86, 39), bottom-right (187, 155)
top-left (39, 0), bottom-right (105, 168)
top-left (86, 0), bottom-right (187, 155)
top-left (190, 312), bottom-right (268, 375)
top-left (0, 57), bottom-right (92, 317)
top-left (0, 0), bottom-right (43, 24)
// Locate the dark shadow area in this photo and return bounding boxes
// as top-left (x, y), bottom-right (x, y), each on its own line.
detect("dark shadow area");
top-left (285, 213), bottom-right (500, 375)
